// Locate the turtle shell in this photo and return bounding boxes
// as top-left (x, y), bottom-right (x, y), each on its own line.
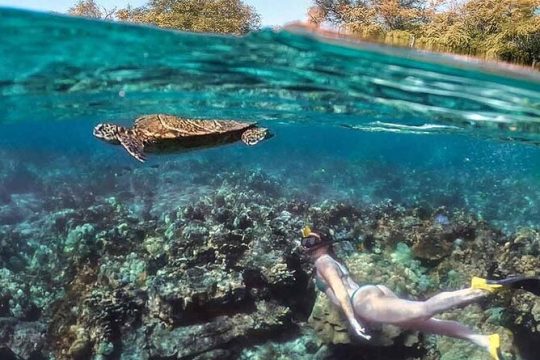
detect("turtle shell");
top-left (133, 114), bottom-right (253, 140)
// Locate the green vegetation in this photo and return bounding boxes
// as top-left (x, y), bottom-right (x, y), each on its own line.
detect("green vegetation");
top-left (68, 0), bottom-right (116, 19)
top-left (67, 0), bottom-right (538, 65)
top-left (313, 0), bottom-right (540, 67)
top-left (68, 0), bottom-right (260, 35)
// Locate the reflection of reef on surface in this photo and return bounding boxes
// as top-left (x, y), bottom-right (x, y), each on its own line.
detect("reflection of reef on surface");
top-left (0, 155), bottom-right (539, 360)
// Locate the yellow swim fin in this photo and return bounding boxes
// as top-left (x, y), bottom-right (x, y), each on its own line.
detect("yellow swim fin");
top-left (301, 226), bottom-right (312, 238)
top-left (471, 277), bottom-right (503, 293)
top-left (488, 333), bottom-right (501, 360)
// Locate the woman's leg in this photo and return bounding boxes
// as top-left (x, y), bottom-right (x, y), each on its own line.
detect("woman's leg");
top-left (375, 285), bottom-right (398, 298)
top-left (401, 318), bottom-right (490, 349)
top-left (352, 286), bottom-right (488, 324)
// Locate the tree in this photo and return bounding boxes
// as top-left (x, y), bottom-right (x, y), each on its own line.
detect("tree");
top-left (375, 0), bottom-right (428, 30)
top-left (68, 0), bottom-right (116, 19)
top-left (68, 0), bottom-right (260, 34)
top-left (314, 0), bottom-right (540, 66)
top-left (313, 0), bottom-right (432, 31)
top-left (483, 1), bottom-right (540, 65)
top-left (307, 6), bottom-right (326, 28)
top-left (416, 4), bottom-right (473, 53)
top-left (417, 0), bottom-right (540, 64)
top-left (115, 5), bottom-right (148, 23)
top-left (117, 0), bottom-right (260, 34)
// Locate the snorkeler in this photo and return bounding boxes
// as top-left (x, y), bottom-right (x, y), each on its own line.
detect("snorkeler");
top-left (300, 226), bottom-right (540, 360)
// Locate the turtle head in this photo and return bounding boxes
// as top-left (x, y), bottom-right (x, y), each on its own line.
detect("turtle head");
top-left (93, 123), bottom-right (123, 143)
top-left (241, 127), bottom-right (273, 146)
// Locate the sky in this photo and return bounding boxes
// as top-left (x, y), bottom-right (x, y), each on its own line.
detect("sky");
top-left (0, 0), bottom-right (313, 26)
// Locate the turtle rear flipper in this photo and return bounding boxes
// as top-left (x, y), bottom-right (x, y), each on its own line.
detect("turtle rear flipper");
top-left (118, 132), bottom-right (146, 162)
top-left (241, 128), bottom-right (270, 146)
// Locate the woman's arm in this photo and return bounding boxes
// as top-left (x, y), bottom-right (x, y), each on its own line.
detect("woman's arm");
top-left (324, 286), bottom-right (340, 307)
top-left (319, 259), bottom-right (371, 340)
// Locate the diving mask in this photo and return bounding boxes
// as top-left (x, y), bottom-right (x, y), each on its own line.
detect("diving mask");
top-left (301, 226), bottom-right (327, 249)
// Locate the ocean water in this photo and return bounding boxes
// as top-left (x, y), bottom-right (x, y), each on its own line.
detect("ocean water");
top-left (1, 8), bottom-right (540, 360)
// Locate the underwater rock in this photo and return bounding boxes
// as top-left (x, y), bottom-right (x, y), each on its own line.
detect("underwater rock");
top-left (234, 213), bottom-right (253, 230)
top-left (238, 329), bottom-right (326, 360)
top-left (143, 235), bottom-right (169, 259)
top-left (0, 268), bottom-right (41, 320)
top-left (244, 170), bottom-right (282, 198)
top-left (113, 327), bottom-right (149, 360)
top-left (70, 286), bottom-right (146, 358)
top-left (63, 223), bottom-right (96, 256)
top-left (2, 163), bottom-right (539, 360)
top-left (410, 226), bottom-right (456, 262)
top-left (181, 222), bottom-right (210, 243)
top-left (308, 294), bottom-right (352, 345)
top-left (404, 210), bottom-right (471, 261)
top-left (507, 289), bottom-right (540, 357)
top-left (183, 203), bottom-right (210, 222)
top-left (0, 317), bottom-right (47, 359)
top-left (411, 233), bottom-right (453, 261)
top-left (149, 301), bottom-right (291, 359)
top-left (148, 266), bottom-right (250, 325)
top-left (496, 228), bottom-right (540, 276)
top-left (98, 252), bottom-right (148, 288)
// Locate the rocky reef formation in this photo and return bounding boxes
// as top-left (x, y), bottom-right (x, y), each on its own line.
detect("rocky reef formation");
top-left (0, 159), bottom-right (539, 360)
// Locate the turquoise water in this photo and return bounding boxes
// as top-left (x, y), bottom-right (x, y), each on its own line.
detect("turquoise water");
top-left (1, 8), bottom-right (539, 230)
top-left (1, 8), bottom-right (540, 360)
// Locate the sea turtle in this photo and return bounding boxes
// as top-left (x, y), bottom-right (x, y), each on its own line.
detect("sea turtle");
top-left (93, 114), bottom-right (272, 162)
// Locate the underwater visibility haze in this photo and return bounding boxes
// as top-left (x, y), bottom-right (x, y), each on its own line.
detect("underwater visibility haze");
top-left (1, 8), bottom-right (540, 360)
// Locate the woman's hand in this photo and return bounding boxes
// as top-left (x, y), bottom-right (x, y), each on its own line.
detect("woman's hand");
top-left (351, 320), bottom-right (371, 340)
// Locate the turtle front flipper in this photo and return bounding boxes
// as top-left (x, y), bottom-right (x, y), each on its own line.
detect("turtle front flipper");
top-left (117, 132), bottom-right (146, 162)
top-left (241, 128), bottom-right (271, 146)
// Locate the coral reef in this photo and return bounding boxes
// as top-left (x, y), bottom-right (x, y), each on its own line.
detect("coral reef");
top-left (0, 158), bottom-right (538, 360)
